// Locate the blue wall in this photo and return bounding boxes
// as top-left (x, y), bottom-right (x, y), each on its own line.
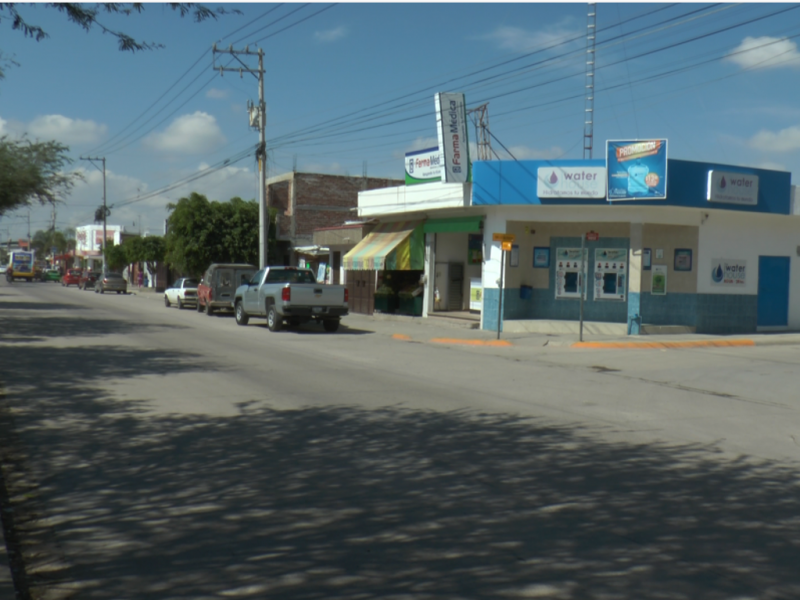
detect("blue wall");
top-left (472, 158), bottom-right (792, 214)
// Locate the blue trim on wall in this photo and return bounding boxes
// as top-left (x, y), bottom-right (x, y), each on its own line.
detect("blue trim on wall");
top-left (472, 158), bottom-right (792, 214)
top-left (639, 292), bottom-right (757, 334)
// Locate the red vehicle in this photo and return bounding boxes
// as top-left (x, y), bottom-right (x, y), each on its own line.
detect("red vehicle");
top-left (62, 268), bottom-right (83, 287)
top-left (196, 263), bottom-right (256, 315)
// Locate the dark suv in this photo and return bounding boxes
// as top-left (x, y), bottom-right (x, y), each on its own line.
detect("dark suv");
top-left (197, 263), bottom-right (257, 315)
top-left (79, 271), bottom-right (98, 290)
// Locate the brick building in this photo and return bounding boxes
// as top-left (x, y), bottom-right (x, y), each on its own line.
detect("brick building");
top-left (267, 172), bottom-right (402, 265)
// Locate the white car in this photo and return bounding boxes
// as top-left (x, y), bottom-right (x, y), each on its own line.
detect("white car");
top-left (164, 277), bottom-right (199, 309)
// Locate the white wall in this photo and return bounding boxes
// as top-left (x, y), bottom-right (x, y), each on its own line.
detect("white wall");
top-left (698, 210), bottom-right (800, 328)
top-left (358, 182), bottom-right (469, 217)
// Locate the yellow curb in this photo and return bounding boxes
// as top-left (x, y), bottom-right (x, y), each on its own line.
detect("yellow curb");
top-left (430, 338), bottom-right (513, 347)
top-left (572, 339), bottom-right (756, 350)
top-left (392, 334), bottom-right (411, 340)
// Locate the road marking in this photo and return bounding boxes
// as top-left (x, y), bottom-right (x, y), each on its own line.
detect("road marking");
top-left (572, 339), bottom-right (756, 350)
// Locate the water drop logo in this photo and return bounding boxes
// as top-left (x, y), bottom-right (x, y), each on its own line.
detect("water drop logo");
top-left (720, 176), bottom-right (727, 190)
top-left (549, 171), bottom-right (558, 184)
top-left (712, 263), bottom-right (724, 283)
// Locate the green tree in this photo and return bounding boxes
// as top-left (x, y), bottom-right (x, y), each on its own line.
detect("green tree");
top-left (0, 4), bottom-right (234, 79)
top-left (30, 228), bottom-right (72, 257)
top-left (165, 192), bottom-right (272, 277)
top-left (125, 235), bottom-right (166, 280)
top-left (0, 137), bottom-right (82, 215)
top-left (103, 241), bottom-right (129, 272)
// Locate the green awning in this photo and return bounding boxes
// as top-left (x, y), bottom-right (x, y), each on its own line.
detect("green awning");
top-left (423, 216), bottom-right (483, 234)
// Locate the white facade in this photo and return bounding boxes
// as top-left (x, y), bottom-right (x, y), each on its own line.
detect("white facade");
top-left (698, 209), bottom-right (800, 330)
top-left (75, 224), bottom-right (124, 255)
top-left (358, 182), bottom-right (470, 218)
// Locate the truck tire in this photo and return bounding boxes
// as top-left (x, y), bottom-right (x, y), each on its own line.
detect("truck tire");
top-left (235, 301), bottom-right (249, 326)
top-left (206, 304), bottom-right (214, 316)
top-left (323, 319), bottom-right (340, 333)
top-left (267, 303), bottom-right (282, 332)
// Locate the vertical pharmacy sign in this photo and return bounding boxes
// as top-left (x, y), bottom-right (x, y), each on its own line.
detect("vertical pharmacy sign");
top-left (435, 92), bottom-right (471, 183)
top-left (607, 139), bottom-right (667, 200)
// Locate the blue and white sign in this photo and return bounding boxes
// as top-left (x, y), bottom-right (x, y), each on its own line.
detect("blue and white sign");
top-left (405, 147), bottom-right (442, 185)
top-left (707, 171), bottom-right (759, 205)
top-left (607, 139), bottom-right (668, 200)
top-left (537, 166), bottom-right (606, 198)
top-left (711, 259), bottom-right (747, 286)
top-left (435, 92), bottom-right (471, 184)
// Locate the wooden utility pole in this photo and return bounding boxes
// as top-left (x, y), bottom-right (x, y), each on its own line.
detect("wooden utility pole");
top-left (212, 45), bottom-right (268, 268)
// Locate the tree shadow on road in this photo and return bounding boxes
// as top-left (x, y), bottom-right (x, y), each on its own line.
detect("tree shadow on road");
top-left (2, 338), bottom-right (800, 599)
top-left (0, 314), bottom-right (187, 343)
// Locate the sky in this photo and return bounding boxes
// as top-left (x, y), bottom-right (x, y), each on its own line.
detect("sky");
top-left (2, 2), bottom-right (800, 244)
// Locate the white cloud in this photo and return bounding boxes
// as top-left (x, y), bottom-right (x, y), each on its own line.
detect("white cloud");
top-left (144, 112), bottom-right (227, 154)
top-left (27, 114), bottom-right (107, 145)
top-left (479, 22), bottom-right (580, 53)
top-left (206, 88), bottom-right (230, 100)
top-left (726, 36), bottom-right (800, 70)
top-left (748, 126), bottom-right (800, 153)
top-left (755, 161), bottom-right (787, 172)
top-left (314, 26), bottom-right (347, 43)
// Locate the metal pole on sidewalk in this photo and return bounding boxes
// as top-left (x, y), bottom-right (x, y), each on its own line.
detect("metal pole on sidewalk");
top-left (579, 233), bottom-right (585, 342)
top-left (497, 248), bottom-right (505, 340)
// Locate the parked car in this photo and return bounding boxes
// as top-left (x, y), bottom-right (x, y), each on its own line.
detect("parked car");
top-left (43, 268), bottom-right (62, 282)
top-left (95, 272), bottom-right (128, 294)
top-left (79, 271), bottom-right (98, 290)
top-left (62, 268), bottom-right (82, 287)
top-left (233, 266), bottom-right (348, 332)
top-left (197, 263), bottom-right (257, 315)
top-left (164, 278), bottom-right (199, 309)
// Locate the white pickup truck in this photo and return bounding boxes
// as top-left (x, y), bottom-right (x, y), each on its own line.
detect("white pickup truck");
top-left (233, 266), bottom-right (349, 332)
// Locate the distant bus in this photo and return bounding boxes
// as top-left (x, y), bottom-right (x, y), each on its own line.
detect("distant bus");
top-left (9, 250), bottom-right (35, 281)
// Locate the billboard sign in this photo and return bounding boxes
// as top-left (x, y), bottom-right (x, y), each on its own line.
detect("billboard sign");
top-left (537, 166), bottom-right (606, 199)
top-left (405, 147), bottom-right (443, 185)
top-left (435, 92), bottom-right (470, 183)
top-left (607, 139), bottom-right (667, 200)
top-left (707, 171), bottom-right (758, 205)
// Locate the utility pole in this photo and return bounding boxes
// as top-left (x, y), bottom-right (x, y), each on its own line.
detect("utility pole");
top-left (212, 44), bottom-right (268, 268)
top-left (80, 156), bottom-right (107, 274)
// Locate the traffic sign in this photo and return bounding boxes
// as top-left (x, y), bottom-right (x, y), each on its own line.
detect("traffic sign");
top-left (492, 233), bottom-right (516, 244)
top-left (586, 231), bottom-right (600, 241)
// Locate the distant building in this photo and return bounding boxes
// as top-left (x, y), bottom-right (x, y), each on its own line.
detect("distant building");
top-left (75, 224), bottom-right (125, 272)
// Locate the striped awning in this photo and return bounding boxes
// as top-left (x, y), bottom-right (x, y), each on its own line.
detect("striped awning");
top-left (343, 220), bottom-right (424, 271)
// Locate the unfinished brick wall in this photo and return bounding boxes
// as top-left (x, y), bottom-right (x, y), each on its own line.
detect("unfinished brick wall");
top-left (269, 173), bottom-right (402, 245)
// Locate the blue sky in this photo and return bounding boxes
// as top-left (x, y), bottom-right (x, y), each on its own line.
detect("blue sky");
top-left (2, 2), bottom-right (800, 243)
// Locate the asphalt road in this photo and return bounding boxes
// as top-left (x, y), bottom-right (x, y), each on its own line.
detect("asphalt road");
top-left (1, 280), bottom-right (800, 599)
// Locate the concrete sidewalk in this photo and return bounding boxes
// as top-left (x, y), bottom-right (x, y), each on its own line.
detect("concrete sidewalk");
top-left (130, 286), bottom-right (800, 350)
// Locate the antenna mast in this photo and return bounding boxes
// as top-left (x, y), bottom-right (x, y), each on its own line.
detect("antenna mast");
top-left (583, 3), bottom-right (597, 159)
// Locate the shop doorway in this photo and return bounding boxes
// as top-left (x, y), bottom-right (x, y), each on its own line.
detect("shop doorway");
top-left (757, 256), bottom-right (790, 328)
top-left (346, 270), bottom-right (375, 316)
